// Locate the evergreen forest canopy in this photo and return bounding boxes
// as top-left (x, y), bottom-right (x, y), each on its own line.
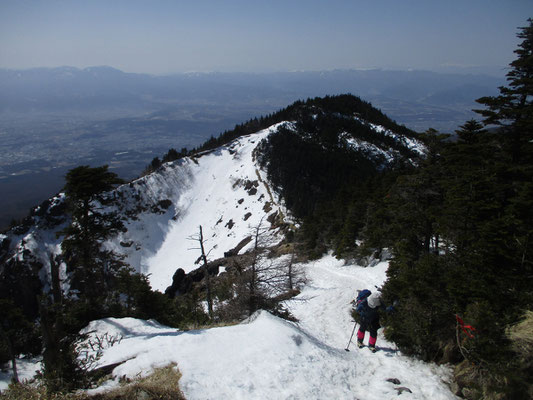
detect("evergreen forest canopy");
top-left (0, 18), bottom-right (532, 400)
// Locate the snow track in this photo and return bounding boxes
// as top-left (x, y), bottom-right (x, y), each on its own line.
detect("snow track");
top-left (75, 255), bottom-right (457, 400)
top-left (288, 254), bottom-right (457, 399)
top-left (0, 256), bottom-right (457, 399)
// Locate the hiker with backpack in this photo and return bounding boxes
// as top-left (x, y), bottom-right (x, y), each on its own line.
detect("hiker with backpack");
top-left (352, 289), bottom-right (393, 352)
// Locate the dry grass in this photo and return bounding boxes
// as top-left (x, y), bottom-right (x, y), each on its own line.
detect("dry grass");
top-left (507, 310), bottom-right (533, 360)
top-left (180, 319), bottom-right (240, 331)
top-left (0, 382), bottom-right (82, 400)
top-left (0, 364), bottom-right (186, 400)
top-left (91, 363), bottom-right (185, 400)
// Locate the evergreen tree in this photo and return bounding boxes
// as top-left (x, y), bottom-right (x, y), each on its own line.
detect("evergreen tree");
top-left (61, 165), bottom-right (125, 305)
top-left (379, 20), bottom-right (533, 397)
top-left (455, 119), bottom-right (486, 143)
top-left (474, 18), bottom-right (533, 305)
top-left (476, 18), bottom-right (533, 162)
top-left (0, 300), bottom-right (34, 384)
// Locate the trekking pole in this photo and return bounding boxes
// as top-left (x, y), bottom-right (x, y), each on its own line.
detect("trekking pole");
top-left (345, 321), bottom-right (358, 352)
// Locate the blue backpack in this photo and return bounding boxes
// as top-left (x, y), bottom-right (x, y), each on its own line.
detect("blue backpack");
top-left (355, 289), bottom-right (371, 314)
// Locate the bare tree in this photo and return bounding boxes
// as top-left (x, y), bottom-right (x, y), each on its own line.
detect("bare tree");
top-left (285, 249), bottom-right (307, 292)
top-left (241, 218), bottom-right (306, 316)
top-left (188, 225), bottom-right (214, 320)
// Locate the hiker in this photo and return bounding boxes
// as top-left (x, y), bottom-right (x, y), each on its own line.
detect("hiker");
top-left (355, 291), bottom-right (388, 352)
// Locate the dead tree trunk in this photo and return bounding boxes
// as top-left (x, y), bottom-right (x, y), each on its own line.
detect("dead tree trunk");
top-left (198, 226), bottom-right (214, 320)
top-left (287, 251), bottom-right (295, 291)
top-left (0, 325), bottom-right (18, 384)
top-left (50, 254), bottom-right (62, 305)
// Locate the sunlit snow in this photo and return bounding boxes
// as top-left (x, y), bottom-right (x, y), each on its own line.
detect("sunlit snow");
top-left (0, 120), bottom-right (457, 399)
top-left (73, 255), bottom-right (456, 399)
top-left (106, 122), bottom-right (290, 291)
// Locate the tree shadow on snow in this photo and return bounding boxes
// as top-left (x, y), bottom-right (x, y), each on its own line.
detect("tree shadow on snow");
top-left (378, 346), bottom-right (400, 357)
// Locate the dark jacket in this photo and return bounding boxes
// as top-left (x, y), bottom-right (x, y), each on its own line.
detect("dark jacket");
top-left (357, 299), bottom-right (383, 332)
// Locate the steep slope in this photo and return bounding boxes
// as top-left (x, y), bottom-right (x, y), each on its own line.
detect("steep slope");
top-left (106, 122), bottom-right (290, 291)
top-left (0, 123), bottom-right (290, 294)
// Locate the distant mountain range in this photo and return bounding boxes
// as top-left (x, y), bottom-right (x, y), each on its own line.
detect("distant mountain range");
top-left (0, 66), bottom-right (504, 131)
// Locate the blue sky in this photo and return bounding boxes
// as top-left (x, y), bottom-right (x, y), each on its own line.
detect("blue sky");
top-left (0, 0), bottom-right (531, 75)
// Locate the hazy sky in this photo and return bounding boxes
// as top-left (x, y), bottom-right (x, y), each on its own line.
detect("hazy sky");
top-left (0, 0), bottom-right (531, 75)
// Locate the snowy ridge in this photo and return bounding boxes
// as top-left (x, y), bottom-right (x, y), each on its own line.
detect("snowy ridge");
top-left (2, 111), bottom-right (422, 293)
top-left (1, 122), bottom-right (290, 293)
top-left (350, 116), bottom-right (426, 164)
top-left (366, 121), bottom-right (426, 156)
top-left (76, 255), bottom-right (457, 400)
top-left (106, 122), bottom-right (290, 291)
top-left (341, 132), bottom-right (399, 165)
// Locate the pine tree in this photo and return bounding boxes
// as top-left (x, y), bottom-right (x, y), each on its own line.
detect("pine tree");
top-left (474, 19), bottom-right (533, 305)
top-left (455, 119), bottom-right (486, 144)
top-left (61, 165), bottom-right (125, 304)
top-left (476, 18), bottom-right (533, 163)
top-left (0, 300), bottom-right (34, 384)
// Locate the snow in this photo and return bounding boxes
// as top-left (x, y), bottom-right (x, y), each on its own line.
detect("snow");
top-left (366, 122), bottom-right (426, 156)
top-left (16, 255), bottom-right (453, 400)
top-left (0, 358), bottom-right (41, 392)
top-left (342, 133), bottom-right (398, 164)
top-left (351, 117), bottom-right (427, 159)
top-left (0, 119), bottom-right (455, 398)
top-left (1, 255), bottom-right (456, 398)
top-left (340, 118), bottom-right (427, 167)
top-left (106, 123), bottom-right (289, 292)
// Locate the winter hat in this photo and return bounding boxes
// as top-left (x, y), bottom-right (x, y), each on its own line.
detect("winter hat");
top-left (367, 292), bottom-right (381, 308)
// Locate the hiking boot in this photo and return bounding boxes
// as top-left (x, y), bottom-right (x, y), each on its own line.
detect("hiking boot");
top-left (369, 345), bottom-right (377, 353)
top-left (357, 340), bottom-right (364, 349)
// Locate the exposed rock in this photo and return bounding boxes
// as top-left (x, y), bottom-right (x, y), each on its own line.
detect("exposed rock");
top-left (267, 211), bottom-right (280, 226)
top-left (158, 199), bottom-right (172, 209)
top-left (242, 179), bottom-right (259, 195)
top-left (224, 236), bottom-right (252, 257)
top-left (395, 387), bottom-right (412, 395)
top-left (165, 262), bottom-right (222, 298)
top-left (263, 202), bottom-right (273, 213)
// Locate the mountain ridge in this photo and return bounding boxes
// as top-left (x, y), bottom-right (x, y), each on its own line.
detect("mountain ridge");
top-left (1, 95), bottom-right (424, 295)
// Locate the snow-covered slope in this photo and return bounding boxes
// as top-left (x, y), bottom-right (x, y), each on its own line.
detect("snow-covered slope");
top-left (0, 256), bottom-right (459, 399)
top-left (342, 120), bottom-right (426, 167)
top-left (0, 102), bottom-right (457, 399)
top-left (1, 123), bottom-right (290, 293)
top-left (68, 255), bottom-right (456, 400)
top-left (105, 122), bottom-right (290, 291)
top-left (2, 101), bottom-right (425, 294)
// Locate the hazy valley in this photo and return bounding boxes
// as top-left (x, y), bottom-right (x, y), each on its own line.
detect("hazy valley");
top-left (0, 67), bottom-right (502, 230)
